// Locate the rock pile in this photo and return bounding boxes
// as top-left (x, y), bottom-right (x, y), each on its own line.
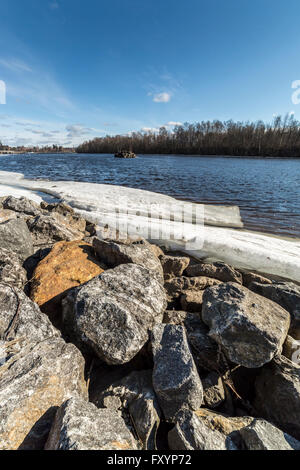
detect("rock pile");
top-left (0, 194), bottom-right (299, 450)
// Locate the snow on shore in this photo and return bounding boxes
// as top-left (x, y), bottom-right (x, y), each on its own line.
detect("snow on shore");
top-left (0, 170), bottom-right (299, 282)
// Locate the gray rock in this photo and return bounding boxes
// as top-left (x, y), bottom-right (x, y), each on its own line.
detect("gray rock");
top-left (27, 213), bottom-right (85, 247)
top-left (164, 276), bottom-right (222, 303)
top-left (159, 255), bottom-right (190, 280)
top-left (180, 290), bottom-right (204, 312)
top-left (40, 202), bottom-right (86, 233)
top-left (0, 248), bottom-right (27, 289)
top-left (2, 196), bottom-right (41, 216)
top-left (0, 337), bottom-right (87, 450)
top-left (62, 263), bottom-right (167, 365)
top-left (151, 324), bottom-right (203, 422)
top-left (248, 282), bottom-right (300, 339)
top-left (202, 282), bottom-right (290, 368)
top-left (240, 419), bottom-right (300, 450)
top-left (0, 283), bottom-right (59, 344)
top-left (0, 219), bottom-right (33, 261)
top-left (202, 372), bottom-right (225, 409)
top-left (163, 311), bottom-right (227, 373)
top-left (92, 370), bottom-right (161, 449)
top-left (168, 409), bottom-right (237, 450)
top-left (0, 208), bottom-right (17, 223)
top-left (45, 396), bottom-right (137, 450)
top-left (185, 262), bottom-right (242, 284)
top-left (283, 335), bottom-right (300, 363)
top-left (93, 237), bottom-right (164, 282)
top-left (254, 355), bottom-right (300, 440)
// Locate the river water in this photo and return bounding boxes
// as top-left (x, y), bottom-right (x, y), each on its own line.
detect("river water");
top-left (0, 153), bottom-right (299, 237)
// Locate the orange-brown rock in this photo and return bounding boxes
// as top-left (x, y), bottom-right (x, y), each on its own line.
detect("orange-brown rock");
top-left (31, 240), bottom-right (105, 324)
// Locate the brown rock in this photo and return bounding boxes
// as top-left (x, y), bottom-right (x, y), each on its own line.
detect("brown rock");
top-left (160, 255), bottom-right (190, 281)
top-left (242, 271), bottom-right (272, 288)
top-left (185, 262), bottom-right (242, 284)
top-left (0, 208), bottom-right (17, 223)
top-left (31, 240), bottom-right (105, 323)
top-left (164, 276), bottom-right (222, 303)
top-left (180, 290), bottom-right (204, 312)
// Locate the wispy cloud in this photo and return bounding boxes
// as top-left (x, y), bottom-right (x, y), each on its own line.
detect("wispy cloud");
top-left (0, 58), bottom-right (32, 73)
top-left (49, 1), bottom-right (59, 9)
top-left (166, 121), bottom-right (182, 126)
top-left (152, 92), bottom-right (171, 103)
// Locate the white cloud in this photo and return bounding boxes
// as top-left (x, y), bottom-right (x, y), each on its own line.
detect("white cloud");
top-left (153, 92), bottom-right (171, 103)
top-left (141, 127), bottom-right (160, 133)
top-left (166, 121), bottom-right (182, 126)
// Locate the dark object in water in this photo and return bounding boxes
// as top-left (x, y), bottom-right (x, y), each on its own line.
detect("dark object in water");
top-left (114, 150), bottom-right (136, 158)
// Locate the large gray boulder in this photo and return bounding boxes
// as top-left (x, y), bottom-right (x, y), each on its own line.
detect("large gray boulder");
top-left (0, 248), bottom-right (27, 289)
top-left (249, 281), bottom-right (300, 339)
top-left (239, 419), bottom-right (300, 450)
top-left (45, 397), bottom-right (137, 450)
top-left (0, 219), bottom-right (33, 261)
top-left (254, 355), bottom-right (300, 440)
top-left (2, 196), bottom-right (41, 217)
top-left (168, 409), bottom-right (237, 450)
top-left (0, 284), bottom-right (59, 344)
top-left (151, 324), bottom-right (203, 422)
top-left (41, 202), bottom-right (86, 233)
top-left (202, 282), bottom-right (290, 368)
top-left (93, 370), bottom-right (161, 450)
top-left (62, 263), bottom-right (167, 365)
top-left (93, 237), bottom-right (164, 282)
top-left (27, 213), bottom-right (85, 247)
top-left (0, 337), bottom-right (87, 450)
top-left (185, 261), bottom-right (242, 284)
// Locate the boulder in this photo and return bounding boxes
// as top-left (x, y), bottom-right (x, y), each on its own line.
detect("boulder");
top-left (40, 202), bottom-right (86, 233)
top-left (93, 370), bottom-right (161, 450)
top-left (163, 311), bottom-right (227, 373)
top-left (151, 324), bottom-right (203, 422)
top-left (27, 213), bottom-right (85, 247)
top-left (0, 219), bottom-right (33, 262)
top-left (242, 271), bottom-right (272, 288)
top-left (248, 282), bottom-right (300, 339)
top-left (254, 355), bottom-right (300, 440)
top-left (149, 244), bottom-right (164, 258)
top-left (62, 263), bottom-right (167, 365)
top-left (159, 255), bottom-right (190, 280)
top-left (0, 208), bottom-right (17, 223)
top-left (0, 337), bottom-right (87, 450)
top-left (93, 237), bottom-right (163, 282)
top-left (45, 397), bottom-right (137, 450)
top-left (30, 241), bottom-right (105, 324)
top-left (164, 276), bottom-right (222, 303)
top-left (0, 284), bottom-right (58, 344)
top-left (168, 409), bottom-right (237, 450)
top-left (180, 290), bottom-right (204, 312)
top-left (202, 372), bottom-right (225, 409)
top-left (185, 262), bottom-right (242, 284)
top-left (239, 419), bottom-right (300, 450)
top-left (2, 196), bottom-right (41, 217)
top-left (0, 248), bottom-right (27, 289)
top-left (283, 335), bottom-right (300, 363)
top-left (202, 282), bottom-right (290, 368)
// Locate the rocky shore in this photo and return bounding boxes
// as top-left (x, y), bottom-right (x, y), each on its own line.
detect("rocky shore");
top-left (0, 195), bottom-right (299, 450)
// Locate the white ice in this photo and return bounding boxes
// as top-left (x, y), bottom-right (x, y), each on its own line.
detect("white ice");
top-left (0, 170), bottom-right (299, 282)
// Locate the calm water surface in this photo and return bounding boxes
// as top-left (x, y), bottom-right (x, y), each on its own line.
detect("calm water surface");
top-left (0, 153), bottom-right (299, 237)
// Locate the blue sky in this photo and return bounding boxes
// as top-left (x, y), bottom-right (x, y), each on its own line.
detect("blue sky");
top-left (1, 0), bottom-right (300, 147)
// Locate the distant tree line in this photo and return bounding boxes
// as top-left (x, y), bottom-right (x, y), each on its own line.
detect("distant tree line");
top-left (76, 115), bottom-right (300, 157)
